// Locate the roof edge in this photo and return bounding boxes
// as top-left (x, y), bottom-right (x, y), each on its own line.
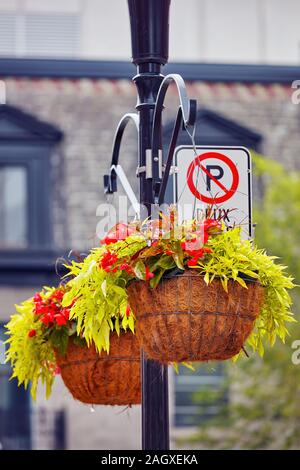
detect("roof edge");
top-left (0, 58), bottom-right (299, 84)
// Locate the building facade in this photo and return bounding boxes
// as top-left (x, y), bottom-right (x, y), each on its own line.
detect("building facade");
top-left (0, 0), bottom-right (300, 64)
top-left (0, 0), bottom-right (300, 451)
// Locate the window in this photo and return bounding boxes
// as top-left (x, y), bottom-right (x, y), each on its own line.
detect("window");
top-left (0, 104), bottom-right (63, 253)
top-left (0, 165), bottom-right (28, 249)
top-left (0, 12), bottom-right (80, 58)
top-left (174, 364), bottom-right (227, 427)
top-left (0, 104), bottom-right (63, 286)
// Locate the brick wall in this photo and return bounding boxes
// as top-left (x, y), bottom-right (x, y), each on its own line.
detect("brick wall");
top-left (3, 77), bottom-right (298, 252)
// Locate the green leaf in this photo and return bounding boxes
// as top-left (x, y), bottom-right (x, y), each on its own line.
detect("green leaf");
top-left (236, 277), bottom-right (248, 289)
top-left (128, 315), bottom-right (135, 333)
top-left (221, 277), bottom-right (228, 292)
top-left (204, 272), bottom-right (210, 285)
top-left (115, 316), bottom-right (120, 336)
top-left (150, 268), bottom-right (165, 288)
top-left (133, 259), bottom-right (146, 279)
top-left (157, 255), bottom-right (176, 270)
top-left (101, 280), bottom-right (107, 297)
top-left (50, 329), bottom-right (69, 356)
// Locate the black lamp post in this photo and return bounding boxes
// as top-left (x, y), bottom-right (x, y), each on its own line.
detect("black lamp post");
top-left (104, 0), bottom-right (196, 450)
top-left (128, 0), bottom-right (170, 451)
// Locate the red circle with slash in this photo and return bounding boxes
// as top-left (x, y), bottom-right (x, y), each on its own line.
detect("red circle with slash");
top-left (187, 152), bottom-right (239, 204)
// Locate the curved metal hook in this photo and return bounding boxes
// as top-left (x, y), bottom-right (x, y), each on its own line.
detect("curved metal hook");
top-left (151, 74), bottom-right (197, 201)
top-left (111, 113), bottom-right (139, 167)
top-left (104, 113), bottom-right (139, 194)
top-left (152, 74), bottom-right (196, 156)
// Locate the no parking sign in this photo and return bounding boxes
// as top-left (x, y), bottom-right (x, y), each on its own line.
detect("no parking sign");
top-left (174, 146), bottom-right (252, 238)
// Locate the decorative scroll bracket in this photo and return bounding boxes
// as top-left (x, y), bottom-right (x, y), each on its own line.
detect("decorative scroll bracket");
top-left (104, 75), bottom-right (197, 209)
top-left (151, 74), bottom-right (197, 203)
top-left (104, 112), bottom-right (139, 198)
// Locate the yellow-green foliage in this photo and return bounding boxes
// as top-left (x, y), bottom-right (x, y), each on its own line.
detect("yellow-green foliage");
top-left (62, 236), bottom-right (147, 353)
top-left (5, 290), bottom-right (56, 400)
top-left (195, 228), bottom-right (296, 356)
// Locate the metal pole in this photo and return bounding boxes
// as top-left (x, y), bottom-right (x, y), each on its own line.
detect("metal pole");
top-left (127, 0), bottom-right (171, 450)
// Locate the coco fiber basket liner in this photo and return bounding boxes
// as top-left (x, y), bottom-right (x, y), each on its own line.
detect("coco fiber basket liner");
top-left (127, 271), bottom-right (264, 363)
top-left (55, 332), bottom-right (141, 405)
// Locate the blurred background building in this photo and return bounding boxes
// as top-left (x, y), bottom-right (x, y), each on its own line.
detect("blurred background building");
top-left (0, 0), bottom-right (300, 450)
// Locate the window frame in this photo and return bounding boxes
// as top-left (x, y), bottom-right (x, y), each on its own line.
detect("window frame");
top-left (0, 143), bottom-right (52, 249)
top-left (0, 104), bottom-right (63, 286)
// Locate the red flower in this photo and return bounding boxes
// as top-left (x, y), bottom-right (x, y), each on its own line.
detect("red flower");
top-left (28, 329), bottom-right (36, 338)
top-left (51, 289), bottom-right (64, 302)
top-left (61, 308), bottom-right (70, 321)
top-left (101, 223), bottom-right (136, 245)
top-left (40, 312), bottom-right (55, 325)
top-left (181, 241), bottom-right (186, 250)
top-left (54, 366), bottom-right (61, 375)
top-left (203, 218), bottom-right (221, 231)
top-left (165, 250), bottom-right (174, 256)
top-left (33, 293), bottom-right (42, 304)
top-left (182, 219), bottom-right (221, 251)
top-left (186, 246), bottom-right (213, 267)
top-left (119, 262), bottom-right (133, 274)
top-left (54, 314), bottom-right (68, 326)
top-left (126, 305), bottom-right (131, 317)
top-left (181, 237), bottom-right (201, 254)
top-left (200, 218), bottom-right (222, 243)
top-left (120, 262), bottom-right (130, 271)
top-left (99, 251), bottom-right (118, 272)
top-left (145, 266), bottom-right (154, 281)
top-left (187, 257), bottom-right (199, 267)
top-left (34, 304), bottom-right (49, 316)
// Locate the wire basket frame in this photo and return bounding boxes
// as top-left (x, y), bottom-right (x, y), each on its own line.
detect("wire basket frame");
top-left (55, 332), bottom-right (141, 406)
top-left (128, 271), bottom-right (264, 363)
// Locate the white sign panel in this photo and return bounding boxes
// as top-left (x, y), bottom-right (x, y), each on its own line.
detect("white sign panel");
top-left (174, 146), bottom-right (252, 238)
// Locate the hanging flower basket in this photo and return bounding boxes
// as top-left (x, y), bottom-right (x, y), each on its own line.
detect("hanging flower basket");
top-left (5, 208), bottom-right (296, 400)
top-left (55, 332), bottom-right (141, 406)
top-left (128, 271), bottom-right (264, 363)
top-left (5, 284), bottom-right (138, 402)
